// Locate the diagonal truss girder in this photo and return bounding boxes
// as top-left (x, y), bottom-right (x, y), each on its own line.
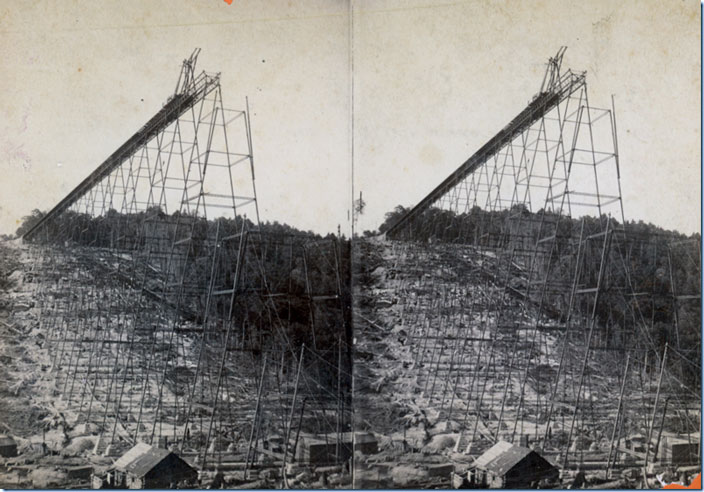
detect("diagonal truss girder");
top-left (384, 48), bottom-right (586, 237)
top-left (23, 51), bottom-right (220, 241)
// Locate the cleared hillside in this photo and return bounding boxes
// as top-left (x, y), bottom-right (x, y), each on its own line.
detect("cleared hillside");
top-left (352, 236), bottom-right (700, 488)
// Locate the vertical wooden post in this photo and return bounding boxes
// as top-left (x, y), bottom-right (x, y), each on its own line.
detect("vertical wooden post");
top-left (282, 344), bottom-right (305, 484)
top-left (606, 354), bottom-right (630, 478)
top-left (244, 355), bottom-right (268, 478)
top-left (644, 343), bottom-right (668, 471)
top-left (653, 397), bottom-right (670, 463)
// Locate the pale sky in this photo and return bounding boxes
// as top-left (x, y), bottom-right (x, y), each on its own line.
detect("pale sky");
top-left (0, 0), bottom-right (351, 235)
top-left (0, 0), bottom-right (701, 236)
top-left (353, 0), bottom-right (701, 235)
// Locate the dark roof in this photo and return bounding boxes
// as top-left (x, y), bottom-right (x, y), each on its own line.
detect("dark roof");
top-left (113, 443), bottom-right (191, 478)
top-left (0, 435), bottom-right (17, 447)
top-left (473, 441), bottom-right (548, 477)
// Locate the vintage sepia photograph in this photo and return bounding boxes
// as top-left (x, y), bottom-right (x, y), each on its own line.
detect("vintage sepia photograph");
top-left (0, 0), bottom-right (700, 489)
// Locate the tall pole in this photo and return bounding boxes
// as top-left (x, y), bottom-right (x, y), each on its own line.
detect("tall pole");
top-left (282, 345), bottom-right (305, 484)
top-left (244, 355), bottom-right (268, 478)
top-left (607, 354), bottom-right (630, 478)
top-left (644, 343), bottom-right (668, 471)
top-left (562, 217), bottom-right (612, 471)
top-left (653, 397), bottom-right (670, 464)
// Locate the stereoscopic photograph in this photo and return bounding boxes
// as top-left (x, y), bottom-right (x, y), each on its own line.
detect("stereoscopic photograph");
top-left (0, 0), bottom-right (700, 489)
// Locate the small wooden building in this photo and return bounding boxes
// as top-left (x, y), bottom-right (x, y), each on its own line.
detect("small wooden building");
top-left (296, 432), bottom-right (378, 465)
top-left (468, 440), bottom-right (558, 489)
top-left (660, 437), bottom-right (700, 467)
top-left (0, 435), bottom-right (18, 457)
top-left (101, 442), bottom-right (198, 489)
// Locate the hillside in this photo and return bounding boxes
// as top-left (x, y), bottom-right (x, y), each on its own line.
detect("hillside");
top-left (352, 235), bottom-right (700, 488)
top-left (0, 224), bottom-right (353, 488)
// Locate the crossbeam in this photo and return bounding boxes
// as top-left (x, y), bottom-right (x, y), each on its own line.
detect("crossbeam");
top-left (384, 59), bottom-right (585, 237)
top-left (23, 65), bottom-right (219, 241)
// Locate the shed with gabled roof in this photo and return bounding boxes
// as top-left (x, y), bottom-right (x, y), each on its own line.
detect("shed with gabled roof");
top-left (107, 442), bottom-right (197, 489)
top-left (468, 440), bottom-right (558, 488)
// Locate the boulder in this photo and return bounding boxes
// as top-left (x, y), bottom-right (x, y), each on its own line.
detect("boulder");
top-left (391, 464), bottom-right (428, 487)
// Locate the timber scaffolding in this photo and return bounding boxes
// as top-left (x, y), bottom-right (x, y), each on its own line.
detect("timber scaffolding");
top-left (22, 49), bottom-right (352, 482)
top-left (369, 48), bottom-right (701, 476)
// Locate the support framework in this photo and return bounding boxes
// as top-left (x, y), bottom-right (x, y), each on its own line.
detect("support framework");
top-left (369, 48), bottom-right (700, 472)
top-left (24, 50), bottom-right (352, 478)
